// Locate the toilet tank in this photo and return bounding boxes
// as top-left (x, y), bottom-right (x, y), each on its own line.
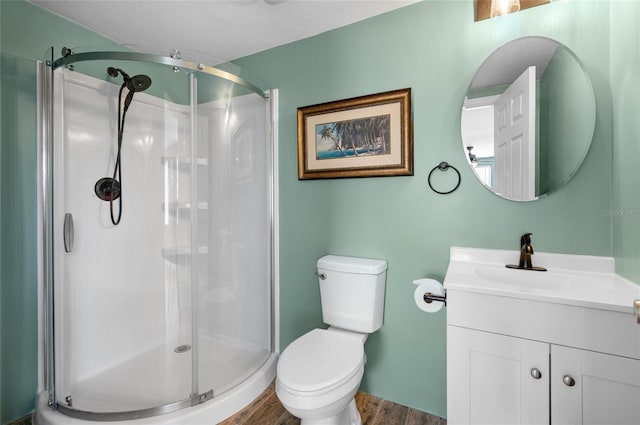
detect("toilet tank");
top-left (317, 255), bottom-right (387, 333)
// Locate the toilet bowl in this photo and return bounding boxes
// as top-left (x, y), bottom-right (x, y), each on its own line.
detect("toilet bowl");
top-left (275, 255), bottom-right (387, 425)
top-left (276, 329), bottom-right (365, 425)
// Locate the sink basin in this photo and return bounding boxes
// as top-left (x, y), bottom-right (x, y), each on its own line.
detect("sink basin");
top-left (475, 265), bottom-right (595, 291)
top-left (444, 247), bottom-right (640, 313)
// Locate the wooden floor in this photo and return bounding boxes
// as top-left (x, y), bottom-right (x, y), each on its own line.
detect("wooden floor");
top-left (219, 382), bottom-right (446, 425)
top-left (15, 383), bottom-right (445, 425)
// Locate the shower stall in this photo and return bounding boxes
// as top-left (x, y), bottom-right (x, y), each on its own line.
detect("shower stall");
top-left (34, 48), bottom-right (278, 424)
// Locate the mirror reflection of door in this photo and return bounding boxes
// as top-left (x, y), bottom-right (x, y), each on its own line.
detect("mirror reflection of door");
top-left (493, 66), bottom-right (536, 201)
top-left (461, 97), bottom-right (497, 188)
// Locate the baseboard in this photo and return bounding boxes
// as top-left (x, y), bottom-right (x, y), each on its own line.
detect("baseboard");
top-left (7, 413), bottom-right (32, 425)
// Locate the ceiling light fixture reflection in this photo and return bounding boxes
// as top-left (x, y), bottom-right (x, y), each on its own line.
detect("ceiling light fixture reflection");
top-left (466, 146), bottom-right (478, 168)
top-left (490, 0), bottom-right (520, 17)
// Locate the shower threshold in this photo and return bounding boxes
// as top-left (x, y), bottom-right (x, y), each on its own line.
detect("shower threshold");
top-left (54, 335), bottom-right (270, 419)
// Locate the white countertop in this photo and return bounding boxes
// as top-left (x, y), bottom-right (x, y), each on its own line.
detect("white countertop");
top-left (443, 247), bottom-right (640, 314)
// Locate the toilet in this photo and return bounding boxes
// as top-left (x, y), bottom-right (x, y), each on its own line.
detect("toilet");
top-left (276, 255), bottom-right (387, 425)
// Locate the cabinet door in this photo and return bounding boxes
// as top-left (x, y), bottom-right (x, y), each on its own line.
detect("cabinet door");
top-left (448, 326), bottom-right (549, 425)
top-left (552, 345), bottom-right (640, 425)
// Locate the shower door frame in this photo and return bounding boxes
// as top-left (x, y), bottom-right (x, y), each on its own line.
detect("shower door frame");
top-left (37, 50), bottom-right (277, 421)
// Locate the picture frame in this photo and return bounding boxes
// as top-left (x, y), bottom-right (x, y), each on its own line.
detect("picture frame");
top-left (297, 88), bottom-right (413, 180)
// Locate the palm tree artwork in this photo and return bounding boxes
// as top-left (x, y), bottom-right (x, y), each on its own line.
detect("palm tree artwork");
top-left (316, 114), bottom-right (390, 160)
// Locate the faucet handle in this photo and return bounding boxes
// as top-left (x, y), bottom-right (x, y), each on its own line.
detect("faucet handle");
top-left (520, 232), bottom-right (533, 247)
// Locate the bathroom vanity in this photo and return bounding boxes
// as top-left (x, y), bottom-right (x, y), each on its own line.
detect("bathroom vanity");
top-left (444, 247), bottom-right (640, 425)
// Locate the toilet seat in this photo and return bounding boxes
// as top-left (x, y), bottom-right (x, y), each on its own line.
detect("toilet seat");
top-left (277, 328), bottom-right (364, 395)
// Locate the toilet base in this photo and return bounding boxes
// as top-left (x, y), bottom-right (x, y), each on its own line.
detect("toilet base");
top-left (299, 399), bottom-right (361, 425)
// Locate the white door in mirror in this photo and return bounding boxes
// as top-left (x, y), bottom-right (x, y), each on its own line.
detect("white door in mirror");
top-left (493, 66), bottom-right (537, 201)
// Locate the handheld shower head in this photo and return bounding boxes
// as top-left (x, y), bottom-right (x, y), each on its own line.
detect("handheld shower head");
top-left (122, 75), bottom-right (152, 112)
top-left (107, 67), bottom-right (152, 114)
top-left (101, 66), bottom-right (152, 226)
top-left (107, 67), bottom-right (151, 93)
top-left (127, 74), bottom-right (152, 92)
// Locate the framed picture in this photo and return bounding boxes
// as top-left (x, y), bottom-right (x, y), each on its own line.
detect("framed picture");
top-left (297, 88), bottom-right (413, 179)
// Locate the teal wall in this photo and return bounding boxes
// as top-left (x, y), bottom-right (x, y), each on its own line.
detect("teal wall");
top-left (0, 53), bottom-right (38, 424)
top-left (539, 45), bottom-right (595, 194)
top-left (0, 1), bottom-right (120, 423)
top-left (611, 1), bottom-right (640, 284)
top-left (235, 0), bottom-right (614, 417)
top-left (1, 0), bottom-right (638, 422)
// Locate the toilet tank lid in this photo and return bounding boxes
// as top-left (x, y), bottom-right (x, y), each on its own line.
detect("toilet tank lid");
top-left (318, 255), bottom-right (387, 274)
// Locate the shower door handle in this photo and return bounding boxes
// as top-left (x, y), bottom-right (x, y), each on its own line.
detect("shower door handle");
top-left (63, 213), bottom-right (74, 253)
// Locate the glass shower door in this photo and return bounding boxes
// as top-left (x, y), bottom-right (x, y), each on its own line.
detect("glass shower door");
top-left (52, 61), bottom-right (196, 417)
top-left (193, 71), bottom-right (272, 398)
top-left (45, 50), bottom-right (274, 421)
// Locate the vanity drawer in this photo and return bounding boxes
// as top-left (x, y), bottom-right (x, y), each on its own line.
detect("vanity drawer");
top-left (447, 289), bottom-right (640, 360)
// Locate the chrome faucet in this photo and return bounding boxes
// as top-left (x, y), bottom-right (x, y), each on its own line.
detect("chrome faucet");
top-left (506, 232), bottom-right (547, 271)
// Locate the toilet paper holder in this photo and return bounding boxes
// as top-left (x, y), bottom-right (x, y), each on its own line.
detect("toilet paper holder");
top-left (423, 291), bottom-right (447, 307)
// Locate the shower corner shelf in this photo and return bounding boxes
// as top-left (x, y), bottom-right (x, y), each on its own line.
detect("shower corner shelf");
top-left (161, 246), bottom-right (209, 263)
top-left (161, 201), bottom-right (208, 217)
top-left (161, 156), bottom-right (208, 170)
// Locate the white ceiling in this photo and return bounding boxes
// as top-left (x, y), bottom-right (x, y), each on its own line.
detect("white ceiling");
top-left (470, 36), bottom-right (559, 89)
top-left (29, 0), bottom-right (419, 65)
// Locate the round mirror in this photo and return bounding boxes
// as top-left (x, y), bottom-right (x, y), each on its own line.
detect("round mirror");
top-left (461, 36), bottom-right (596, 201)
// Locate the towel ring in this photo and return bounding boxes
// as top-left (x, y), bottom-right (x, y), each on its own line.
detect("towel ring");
top-left (428, 162), bottom-right (461, 195)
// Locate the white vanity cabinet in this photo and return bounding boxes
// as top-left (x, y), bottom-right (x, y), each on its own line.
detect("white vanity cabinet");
top-left (448, 325), bottom-right (640, 425)
top-left (444, 247), bottom-right (640, 425)
top-left (447, 326), bottom-right (549, 425)
top-left (551, 345), bottom-right (640, 425)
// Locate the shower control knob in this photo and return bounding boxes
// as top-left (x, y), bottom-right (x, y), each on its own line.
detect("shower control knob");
top-left (563, 375), bottom-right (576, 387)
top-left (530, 368), bottom-right (542, 380)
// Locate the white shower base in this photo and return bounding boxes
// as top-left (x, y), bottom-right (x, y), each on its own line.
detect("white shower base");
top-left (33, 337), bottom-right (277, 425)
